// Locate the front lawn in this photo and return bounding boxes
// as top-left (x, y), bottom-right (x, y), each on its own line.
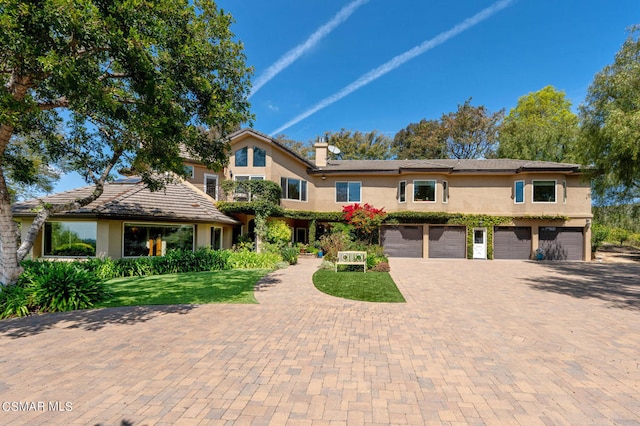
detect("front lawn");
top-left (313, 269), bottom-right (406, 303)
top-left (98, 269), bottom-right (270, 307)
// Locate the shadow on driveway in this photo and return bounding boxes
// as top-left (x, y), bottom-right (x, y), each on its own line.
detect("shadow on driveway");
top-left (0, 304), bottom-right (196, 339)
top-left (525, 262), bottom-right (640, 310)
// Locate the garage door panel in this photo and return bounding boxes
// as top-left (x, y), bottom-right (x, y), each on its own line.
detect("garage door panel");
top-left (429, 226), bottom-right (466, 258)
top-left (494, 227), bottom-right (532, 259)
top-left (539, 227), bottom-right (584, 261)
top-left (381, 226), bottom-right (423, 258)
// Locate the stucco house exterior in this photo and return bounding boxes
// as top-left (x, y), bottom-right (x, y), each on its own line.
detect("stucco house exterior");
top-left (13, 128), bottom-right (593, 261)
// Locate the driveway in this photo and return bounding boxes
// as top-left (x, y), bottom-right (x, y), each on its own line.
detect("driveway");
top-left (0, 258), bottom-right (639, 425)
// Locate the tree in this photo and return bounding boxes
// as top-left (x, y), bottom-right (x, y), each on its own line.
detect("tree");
top-left (498, 86), bottom-right (579, 162)
top-left (441, 98), bottom-right (504, 159)
top-left (274, 134), bottom-right (314, 160)
top-left (0, 0), bottom-right (253, 286)
top-left (394, 119), bottom-right (447, 160)
top-left (342, 203), bottom-right (387, 244)
top-left (324, 129), bottom-right (395, 160)
top-left (580, 27), bottom-right (640, 201)
top-left (394, 99), bottom-right (503, 160)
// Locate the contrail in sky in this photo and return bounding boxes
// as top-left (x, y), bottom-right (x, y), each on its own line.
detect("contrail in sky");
top-left (270, 0), bottom-right (514, 136)
top-left (249, 0), bottom-right (369, 98)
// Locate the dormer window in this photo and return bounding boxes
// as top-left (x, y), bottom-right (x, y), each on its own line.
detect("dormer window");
top-left (235, 147), bottom-right (248, 167)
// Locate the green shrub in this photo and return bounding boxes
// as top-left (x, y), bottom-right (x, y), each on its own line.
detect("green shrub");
top-left (319, 232), bottom-right (350, 262)
top-left (609, 227), bottom-right (631, 245)
top-left (51, 243), bottom-right (96, 256)
top-left (274, 261), bottom-right (290, 270)
top-left (32, 262), bottom-right (111, 312)
top-left (0, 284), bottom-right (33, 318)
top-left (591, 224), bottom-right (610, 252)
top-left (266, 220), bottom-right (292, 245)
top-left (280, 246), bottom-right (299, 265)
top-left (227, 251), bottom-right (282, 269)
top-left (319, 260), bottom-right (335, 270)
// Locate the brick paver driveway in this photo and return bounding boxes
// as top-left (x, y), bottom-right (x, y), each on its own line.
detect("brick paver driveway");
top-left (1, 258), bottom-right (639, 425)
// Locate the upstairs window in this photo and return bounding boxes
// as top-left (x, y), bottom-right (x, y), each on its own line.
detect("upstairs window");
top-left (253, 146), bottom-right (266, 167)
top-left (398, 181), bottom-right (406, 203)
top-left (442, 181), bottom-right (449, 203)
top-left (281, 177), bottom-right (307, 201)
top-left (533, 180), bottom-right (556, 203)
top-left (514, 180), bottom-right (525, 204)
top-left (204, 174), bottom-right (218, 200)
top-left (336, 182), bottom-right (361, 203)
top-left (235, 147), bottom-right (248, 167)
top-left (183, 165), bottom-right (194, 178)
top-left (413, 180), bottom-right (436, 202)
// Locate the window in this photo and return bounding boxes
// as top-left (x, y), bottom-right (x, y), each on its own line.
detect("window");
top-left (211, 227), bottom-right (223, 250)
top-left (123, 223), bottom-right (194, 257)
top-left (514, 180), bottom-right (525, 204)
top-left (235, 147), bottom-right (248, 167)
top-left (44, 221), bottom-right (97, 256)
top-left (295, 228), bottom-right (307, 244)
top-left (204, 174), bottom-right (218, 200)
top-left (398, 181), bottom-right (406, 203)
top-left (442, 181), bottom-right (449, 203)
top-left (413, 180), bottom-right (436, 202)
top-left (253, 146), bottom-right (266, 167)
top-left (234, 175), bottom-right (264, 201)
top-left (280, 177), bottom-right (307, 201)
top-left (336, 181), bottom-right (361, 203)
top-left (563, 180), bottom-right (567, 204)
top-left (533, 180), bottom-right (556, 203)
top-left (184, 165), bottom-right (194, 178)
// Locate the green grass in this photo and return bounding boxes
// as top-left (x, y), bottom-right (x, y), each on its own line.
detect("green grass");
top-left (97, 269), bottom-right (270, 307)
top-left (312, 270), bottom-right (406, 303)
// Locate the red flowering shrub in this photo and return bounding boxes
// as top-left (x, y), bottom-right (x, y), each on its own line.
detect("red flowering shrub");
top-left (342, 203), bottom-right (387, 244)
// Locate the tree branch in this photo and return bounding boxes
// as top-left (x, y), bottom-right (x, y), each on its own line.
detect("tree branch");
top-left (38, 97), bottom-right (69, 110)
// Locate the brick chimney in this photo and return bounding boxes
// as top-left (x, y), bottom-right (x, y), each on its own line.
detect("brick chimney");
top-left (314, 141), bottom-right (328, 167)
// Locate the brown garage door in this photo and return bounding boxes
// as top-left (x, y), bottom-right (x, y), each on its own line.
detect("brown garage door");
top-left (381, 225), bottom-right (423, 258)
top-left (539, 227), bottom-right (584, 260)
top-left (429, 226), bottom-right (466, 258)
top-left (494, 227), bottom-right (532, 259)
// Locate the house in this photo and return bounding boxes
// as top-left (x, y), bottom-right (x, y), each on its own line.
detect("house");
top-left (13, 128), bottom-right (593, 261)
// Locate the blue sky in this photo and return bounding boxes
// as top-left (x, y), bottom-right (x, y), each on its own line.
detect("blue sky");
top-left (52, 0), bottom-right (637, 192)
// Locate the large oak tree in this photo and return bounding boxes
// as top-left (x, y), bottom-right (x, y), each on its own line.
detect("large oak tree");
top-left (0, 0), bottom-right (253, 286)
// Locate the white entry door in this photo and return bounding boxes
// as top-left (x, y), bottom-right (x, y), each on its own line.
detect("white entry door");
top-left (473, 228), bottom-right (487, 259)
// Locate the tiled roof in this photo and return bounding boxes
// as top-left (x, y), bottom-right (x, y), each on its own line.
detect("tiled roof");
top-left (309, 159), bottom-right (584, 174)
top-left (12, 178), bottom-right (239, 224)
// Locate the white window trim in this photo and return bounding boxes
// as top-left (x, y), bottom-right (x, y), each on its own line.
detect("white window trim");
top-left (122, 222), bottom-right (195, 258)
top-left (514, 180), bottom-right (525, 204)
top-left (281, 177), bottom-right (308, 202)
top-left (398, 180), bottom-right (407, 203)
top-left (442, 180), bottom-right (449, 204)
top-left (204, 173), bottom-right (219, 200)
top-left (335, 181), bottom-right (362, 203)
top-left (412, 179), bottom-right (437, 203)
top-left (532, 180), bottom-right (557, 204)
top-left (42, 220), bottom-right (98, 258)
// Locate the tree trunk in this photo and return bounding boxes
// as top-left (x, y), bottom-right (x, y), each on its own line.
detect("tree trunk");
top-left (0, 169), bottom-right (23, 286)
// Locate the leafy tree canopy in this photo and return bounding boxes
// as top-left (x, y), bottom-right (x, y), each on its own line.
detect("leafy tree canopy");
top-left (323, 129), bottom-right (395, 160)
top-left (395, 99), bottom-right (503, 160)
top-left (580, 26), bottom-right (640, 201)
top-left (498, 85), bottom-right (579, 162)
top-left (0, 0), bottom-right (253, 285)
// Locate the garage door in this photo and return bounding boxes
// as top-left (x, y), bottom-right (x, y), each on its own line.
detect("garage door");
top-left (429, 226), bottom-right (466, 258)
top-left (494, 227), bottom-right (532, 259)
top-left (381, 226), bottom-right (423, 258)
top-left (539, 227), bottom-right (584, 260)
